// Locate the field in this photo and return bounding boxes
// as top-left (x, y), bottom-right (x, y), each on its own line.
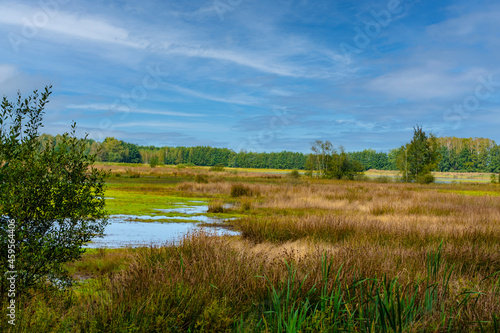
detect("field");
top-left (3, 164), bottom-right (500, 332)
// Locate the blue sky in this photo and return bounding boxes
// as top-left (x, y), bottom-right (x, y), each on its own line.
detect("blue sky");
top-left (1, 0), bottom-right (499, 152)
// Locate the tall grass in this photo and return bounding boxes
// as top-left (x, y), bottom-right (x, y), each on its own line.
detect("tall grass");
top-left (3, 233), bottom-right (498, 332)
top-left (3, 168), bottom-right (499, 332)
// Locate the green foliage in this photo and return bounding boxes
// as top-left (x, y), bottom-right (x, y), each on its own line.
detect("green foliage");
top-left (349, 149), bottom-right (392, 170)
top-left (289, 169), bottom-right (300, 178)
top-left (259, 260), bottom-right (313, 333)
top-left (306, 140), bottom-right (365, 180)
top-left (0, 86), bottom-right (108, 294)
top-left (248, 248), bottom-right (481, 333)
top-left (397, 126), bottom-right (441, 183)
top-left (36, 133), bottom-right (500, 173)
top-left (491, 173), bottom-right (499, 184)
top-left (149, 155), bottom-right (160, 168)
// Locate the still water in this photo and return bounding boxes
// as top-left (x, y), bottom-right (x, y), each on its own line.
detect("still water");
top-left (86, 203), bottom-right (238, 248)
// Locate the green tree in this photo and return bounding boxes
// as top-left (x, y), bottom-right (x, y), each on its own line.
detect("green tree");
top-left (306, 141), bottom-right (364, 180)
top-left (0, 87), bottom-right (108, 294)
top-left (149, 155), bottom-right (160, 168)
top-left (328, 147), bottom-right (365, 180)
top-left (397, 126), bottom-right (441, 183)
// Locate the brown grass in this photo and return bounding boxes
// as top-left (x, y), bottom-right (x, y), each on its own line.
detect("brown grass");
top-left (6, 167), bottom-right (499, 332)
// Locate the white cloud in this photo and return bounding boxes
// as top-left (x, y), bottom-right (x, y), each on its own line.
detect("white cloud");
top-left (0, 64), bottom-right (16, 85)
top-left (0, 3), bottom-right (146, 48)
top-left (365, 64), bottom-right (487, 100)
top-left (426, 6), bottom-right (500, 41)
top-left (161, 83), bottom-right (264, 106)
top-left (113, 121), bottom-right (226, 132)
top-left (66, 104), bottom-right (206, 117)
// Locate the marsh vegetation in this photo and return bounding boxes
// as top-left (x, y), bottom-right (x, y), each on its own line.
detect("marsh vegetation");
top-left (2, 164), bottom-right (500, 332)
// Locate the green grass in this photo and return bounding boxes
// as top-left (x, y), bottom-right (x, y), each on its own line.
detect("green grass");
top-left (439, 189), bottom-right (500, 197)
top-left (104, 189), bottom-right (207, 216)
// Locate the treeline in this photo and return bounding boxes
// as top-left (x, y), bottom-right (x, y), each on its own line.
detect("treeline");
top-left (37, 134), bottom-right (500, 173)
top-left (164, 146), bottom-right (308, 170)
top-left (437, 137), bottom-right (500, 172)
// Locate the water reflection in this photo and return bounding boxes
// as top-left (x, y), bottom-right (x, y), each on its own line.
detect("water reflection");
top-left (86, 203), bottom-right (238, 248)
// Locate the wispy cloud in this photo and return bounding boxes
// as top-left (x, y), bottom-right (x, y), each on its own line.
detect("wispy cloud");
top-left (66, 104), bottom-right (206, 117)
top-left (0, 3), bottom-right (150, 49)
top-left (1, 0), bottom-right (499, 151)
top-left (113, 121), bottom-right (226, 132)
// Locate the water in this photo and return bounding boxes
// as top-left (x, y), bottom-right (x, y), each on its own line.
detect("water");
top-left (86, 203), bottom-right (239, 248)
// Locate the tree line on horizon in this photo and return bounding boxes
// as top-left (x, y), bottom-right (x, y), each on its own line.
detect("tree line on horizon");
top-left (37, 133), bottom-right (500, 173)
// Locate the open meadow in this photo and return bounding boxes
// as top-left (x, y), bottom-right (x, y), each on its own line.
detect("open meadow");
top-left (3, 164), bottom-right (500, 332)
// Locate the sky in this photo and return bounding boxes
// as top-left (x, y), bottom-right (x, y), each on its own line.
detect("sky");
top-left (0, 0), bottom-right (499, 153)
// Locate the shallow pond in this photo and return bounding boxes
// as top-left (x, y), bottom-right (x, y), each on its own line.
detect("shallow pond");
top-left (86, 202), bottom-right (239, 248)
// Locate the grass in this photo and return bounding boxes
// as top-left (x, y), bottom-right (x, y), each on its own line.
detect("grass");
top-left (2, 164), bottom-right (499, 332)
top-left (104, 189), bottom-right (208, 216)
top-left (439, 189), bottom-right (500, 197)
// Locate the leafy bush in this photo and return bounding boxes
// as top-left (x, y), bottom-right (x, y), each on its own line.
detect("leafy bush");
top-left (289, 169), bottom-right (300, 178)
top-left (0, 86), bottom-right (107, 293)
top-left (149, 156), bottom-right (160, 168)
top-left (417, 173), bottom-right (435, 184)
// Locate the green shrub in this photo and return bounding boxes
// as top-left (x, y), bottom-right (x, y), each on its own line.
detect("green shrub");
top-left (289, 169), bottom-right (300, 178)
top-left (149, 156), bottom-right (160, 168)
top-left (491, 173), bottom-right (498, 184)
top-left (0, 86), bottom-right (107, 293)
top-left (417, 173), bottom-right (435, 184)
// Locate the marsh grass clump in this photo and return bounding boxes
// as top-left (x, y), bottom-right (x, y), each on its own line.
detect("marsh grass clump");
top-left (373, 175), bottom-right (392, 183)
top-left (289, 169), bottom-right (300, 178)
top-left (230, 184), bottom-right (253, 197)
top-left (239, 198), bottom-right (252, 211)
top-left (417, 173), bottom-right (435, 184)
top-left (125, 168), bottom-right (141, 178)
top-left (209, 164), bottom-right (225, 172)
top-left (195, 173), bottom-right (209, 183)
top-left (208, 200), bottom-right (225, 213)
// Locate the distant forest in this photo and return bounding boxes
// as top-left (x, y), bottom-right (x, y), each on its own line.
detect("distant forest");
top-left (38, 134), bottom-right (500, 173)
